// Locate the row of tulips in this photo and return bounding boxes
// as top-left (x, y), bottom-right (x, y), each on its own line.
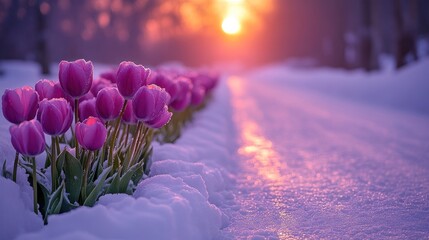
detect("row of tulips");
top-left (1, 59), bottom-right (218, 223)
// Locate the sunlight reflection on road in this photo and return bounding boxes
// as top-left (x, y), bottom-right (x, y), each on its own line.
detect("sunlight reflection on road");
top-left (238, 121), bottom-right (284, 182)
top-left (229, 77), bottom-right (297, 240)
top-left (224, 75), bottom-right (429, 240)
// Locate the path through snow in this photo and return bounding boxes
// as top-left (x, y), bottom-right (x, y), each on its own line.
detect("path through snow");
top-left (220, 74), bottom-right (429, 239)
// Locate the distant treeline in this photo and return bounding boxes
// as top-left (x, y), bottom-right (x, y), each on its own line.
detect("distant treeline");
top-left (0, 0), bottom-right (428, 73)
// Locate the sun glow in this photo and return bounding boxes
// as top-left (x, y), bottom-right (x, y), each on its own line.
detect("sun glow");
top-left (222, 16), bottom-right (241, 35)
top-left (226, 0), bottom-right (243, 3)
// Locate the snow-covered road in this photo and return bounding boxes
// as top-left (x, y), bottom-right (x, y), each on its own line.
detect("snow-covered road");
top-left (221, 75), bottom-right (429, 239)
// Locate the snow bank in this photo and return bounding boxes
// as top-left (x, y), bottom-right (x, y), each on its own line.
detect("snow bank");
top-left (0, 61), bottom-right (234, 239)
top-left (18, 175), bottom-right (222, 240)
top-left (0, 177), bottom-right (43, 240)
top-left (246, 58), bottom-right (429, 115)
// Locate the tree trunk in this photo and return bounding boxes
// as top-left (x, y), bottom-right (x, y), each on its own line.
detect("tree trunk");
top-left (360, 0), bottom-right (379, 71)
top-left (36, 0), bottom-right (50, 75)
top-left (394, 0), bottom-right (418, 69)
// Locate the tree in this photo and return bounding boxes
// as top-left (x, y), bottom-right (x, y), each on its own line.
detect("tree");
top-left (394, 0), bottom-right (418, 69)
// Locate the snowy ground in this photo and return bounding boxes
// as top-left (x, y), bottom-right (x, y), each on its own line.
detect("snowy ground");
top-left (1, 59), bottom-right (429, 239)
top-left (220, 60), bottom-right (429, 239)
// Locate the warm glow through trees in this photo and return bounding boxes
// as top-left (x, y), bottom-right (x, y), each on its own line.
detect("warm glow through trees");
top-left (222, 16), bottom-right (241, 35)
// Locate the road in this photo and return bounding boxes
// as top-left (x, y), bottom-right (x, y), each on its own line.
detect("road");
top-left (220, 76), bottom-right (429, 239)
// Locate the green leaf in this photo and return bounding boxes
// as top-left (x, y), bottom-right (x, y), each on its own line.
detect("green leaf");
top-left (60, 191), bottom-right (79, 213)
top-left (113, 150), bottom-right (124, 172)
top-left (118, 163), bottom-right (141, 193)
top-left (83, 166), bottom-right (112, 207)
top-left (86, 181), bottom-right (96, 196)
top-left (56, 149), bottom-right (67, 176)
top-left (44, 182), bottom-right (65, 223)
top-left (143, 147), bottom-right (153, 175)
top-left (19, 162), bottom-right (46, 179)
top-left (37, 179), bottom-right (51, 218)
top-left (106, 172), bottom-right (120, 194)
top-left (62, 151), bottom-right (83, 204)
top-left (2, 160), bottom-right (7, 178)
top-left (131, 162), bottom-right (145, 186)
top-left (44, 147), bottom-right (51, 168)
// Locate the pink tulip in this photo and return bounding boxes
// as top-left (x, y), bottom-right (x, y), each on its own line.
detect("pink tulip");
top-left (190, 84), bottom-right (205, 106)
top-left (75, 117), bottom-right (107, 151)
top-left (10, 120), bottom-right (45, 156)
top-left (122, 99), bottom-right (137, 125)
top-left (91, 78), bottom-right (113, 96)
top-left (96, 87), bottom-right (124, 121)
top-left (170, 77), bottom-right (193, 111)
top-left (132, 85), bottom-right (171, 122)
top-left (202, 72), bottom-right (219, 93)
top-left (37, 98), bottom-right (73, 136)
top-left (78, 98), bottom-right (98, 121)
top-left (116, 61), bottom-right (150, 99)
top-left (148, 71), bottom-right (180, 104)
top-left (144, 107), bottom-right (172, 128)
top-left (35, 79), bottom-right (64, 101)
top-left (59, 59), bottom-right (93, 98)
top-left (2, 86), bottom-right (39, 124)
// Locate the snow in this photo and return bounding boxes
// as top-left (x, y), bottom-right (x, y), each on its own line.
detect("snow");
top-left (248, 58), bottom-right (429, 115)
top-left (219, 58), bottom-right (429, 239)
top-left (0, 177), bottom-right (43, 239)
top-left (18, 175), bottom-right (222, 240)
top-left (2, 58), bottom-right (429, 239)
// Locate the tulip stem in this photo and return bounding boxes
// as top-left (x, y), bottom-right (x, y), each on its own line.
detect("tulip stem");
top-left (119, 124), bottom-right (127, 146)
top-left (130, 125), bottom-right (149, 167)
top-left (74, 99), bottom-right (80, 159)
top-left (55, 137), bottom-right (61, 155)
top-left (31, 157), bottom-right (38, 214)
top-left (51, 136), bottom-right (57, 192)
top-left (12, 151), bottom-right (19, 182)
top-left (123, 122), bottom-right (142, 172)
top-left (82, 150), bottom-right (92, 201)
top-left (124, 125), bottom-right (130, 146)
top-left (108, 100), bottom-right (128, 169)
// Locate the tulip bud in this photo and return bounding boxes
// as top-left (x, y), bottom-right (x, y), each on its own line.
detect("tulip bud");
top-left (59, 59), bottom-right (93, 98)
top-left (144, 106), bottom-right (172, 129)
top-left (37, 98), bottom-right (73, 136)
top-left (116, 61), bottom-right (150, 99)
top-left (2, 86), bottom-right (39, 124)
top-left (122, 99), bottom-right (137, 125)
top-left (148, 71), bottom-right (180, 104)
top-left (132, 85), bottom-right (171, 122)
top-left (10, 120), bottom-right (45, 156)
top-left (35, 79), bottom-right (64, 101)
top-left (91, 78), bottom-right (113, 96)
top-left (191, 85), bottom-right (205, 106)
top-left (75, 117), bottom-right (107, 151)
top-left (79, 98), bottom-right (98, 121)
top-left (96, 87), bottom-right (124, 121)
top-left (202, 72), bottom-right (220, 93)
top-left (170, 77), bottom-right (193, 111)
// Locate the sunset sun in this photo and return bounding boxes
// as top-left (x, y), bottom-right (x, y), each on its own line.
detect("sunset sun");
top-left (222, 16), bottom-right (241, 35)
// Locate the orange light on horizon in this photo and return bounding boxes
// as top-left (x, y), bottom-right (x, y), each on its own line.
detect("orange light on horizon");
top-left (221, 16), bottom-right (241, 35)
top-left (226, 0), bottom-right (243, 3)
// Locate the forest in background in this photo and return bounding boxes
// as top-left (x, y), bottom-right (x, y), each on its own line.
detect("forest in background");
top-left (0, 0), bottom-right (428, 74)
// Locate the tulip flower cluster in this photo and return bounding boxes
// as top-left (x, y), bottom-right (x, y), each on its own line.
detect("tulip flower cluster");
top-left (1, 59), bottom-right (219, 223)
top-left (149, 67), bottom-right (219, 142)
